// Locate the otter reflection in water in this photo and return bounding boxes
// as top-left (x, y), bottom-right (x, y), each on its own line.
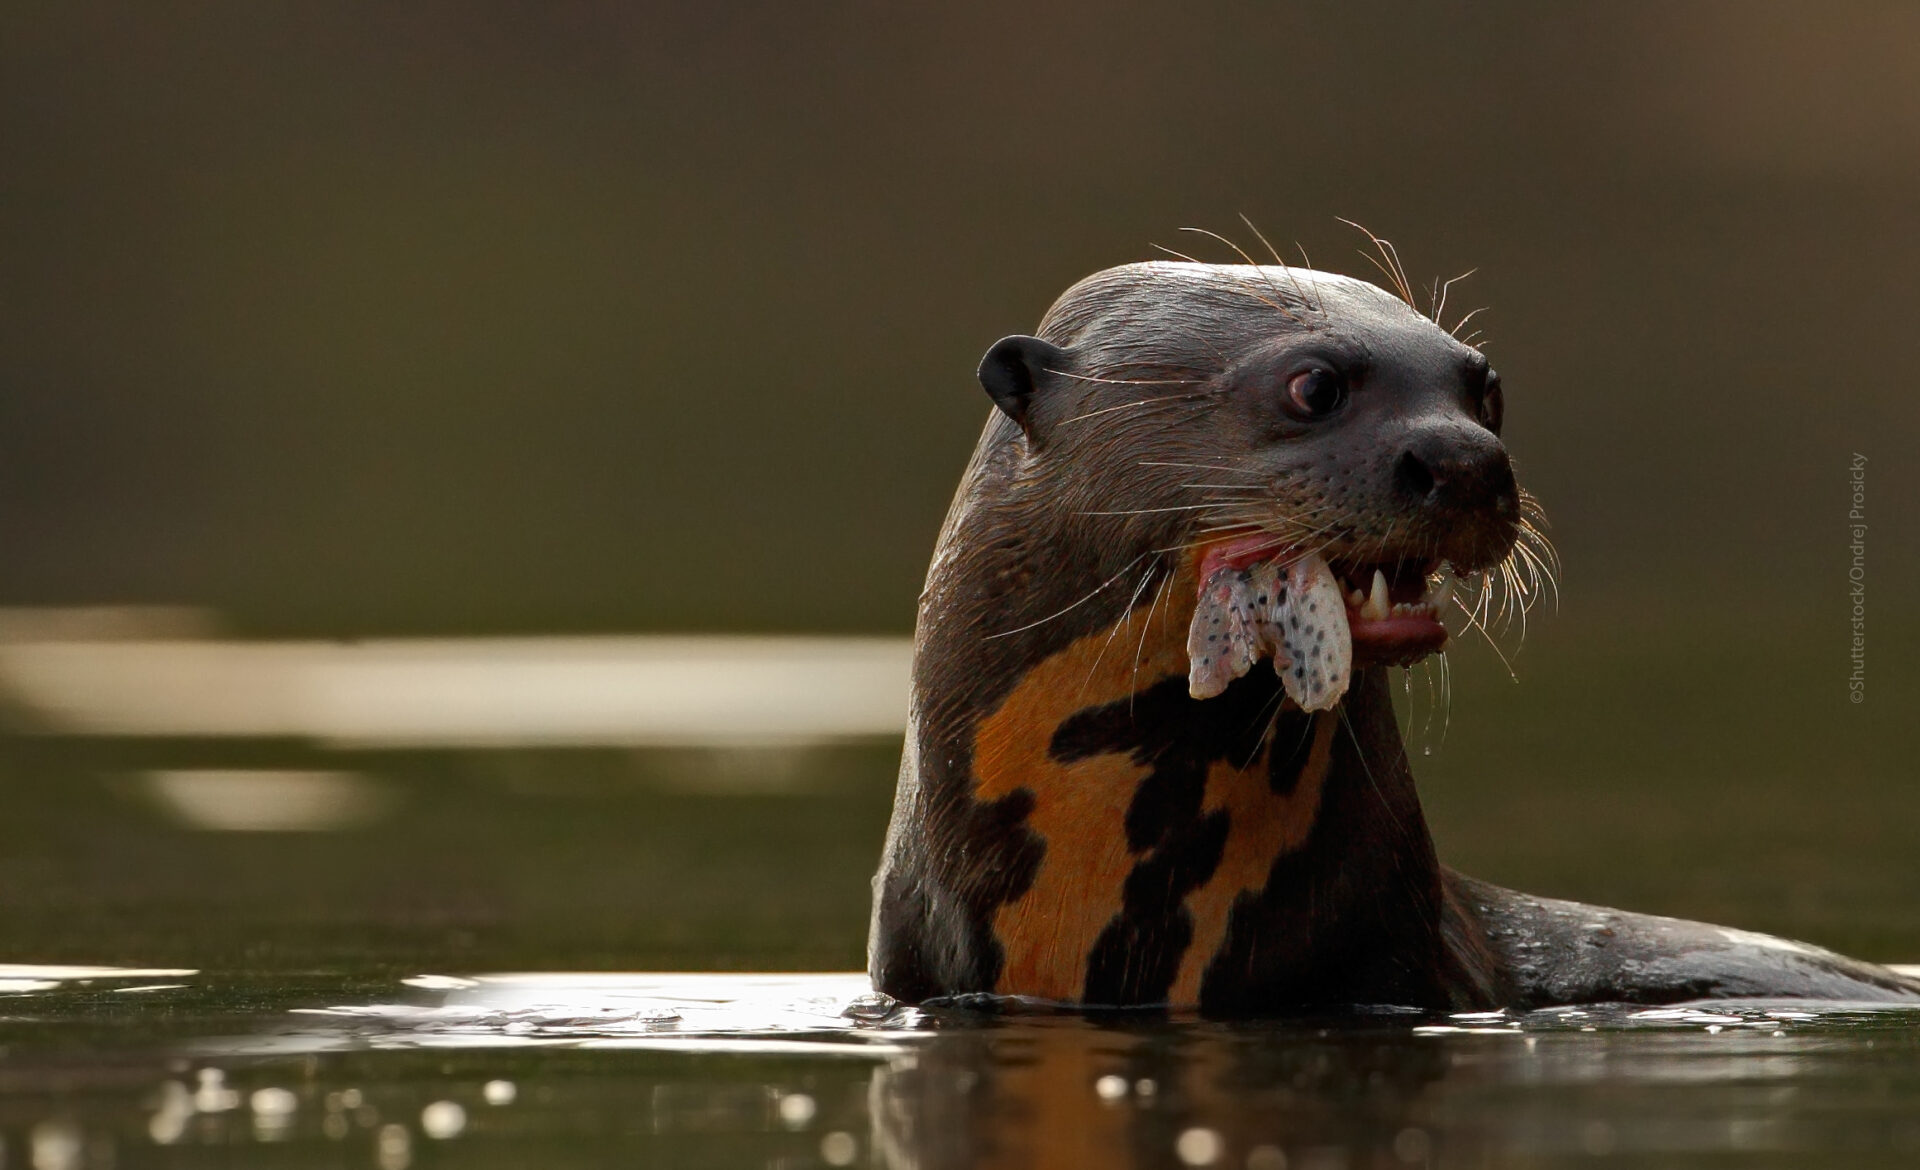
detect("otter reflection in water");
top-left (868, 246), bottom-right (1919, 1012)
top-left (870, 1013), bottom-right (1453, 1170)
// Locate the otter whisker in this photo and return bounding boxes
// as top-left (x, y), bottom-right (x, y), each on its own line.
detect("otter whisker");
top-left (1076, 349), bottom-right (1217, 378)
top-left (1167, 507), bottom-right (1351, 553)
top-left (1199, 490), bottom-right (1337, 517)
top-left (1138, 460), bottom-right (1263, 473)
top-left (1149, 242), bottom-right (1209, 265)
top-left (1078, 502), bottom-right (1246, 517)
top-left (1513, 491), bottom-right (1563, 611)
top-left (983, 552), bottom-right (1153, 640)
top-left (1183, 515), bottom-right (1347, 554)
top-left (1511, 542), bottom-right (1559, 618)
top-left (1241, 682), bottom-right (1295, 771)
top-left (1336, 218), bottom-right (1418, 310)
top-left (1500, 560), bottom-right (1530, 641)
top-left (1178, 226), bottom-right (1308, 324)
top-left (1358, 251), bottom-right (1411, 307)
top-left (1431, 268), bottom-right (1477, 327)
top-left (1519, 505), bottom-right (1561, 560)
top-left (1339, 709), bottom-right (1407, 835)
top-left (1242, 213), bottom-right (1286, 267)
top-left (1147, 251), bottom-right (1306, 340)
top-left (1450, 305), bottom-right (1489, 339)
top-left (1048, 371), bottom-right (1206, 388)
top-left (1450, 593), bottom-right (1519, 682)
top-left (1418, 656), bottom-right (1439, 748)
top-left (1057, 395), bottom-right (1213, 427)
top-left (1503, 561), bottom-right (1528, 632)
top-left (1486, 562), bottom-right (1512, 631)
top-left (1174, 461), bottom-right (1265, 479)
top-left (1149, 242), bottom-right (1297, 320)
top-left (1520, 518), bottom-right (1555, 551)
top-left (1079, 559), bottom-right (1164, 701)
top-left (1377, 239), bottom-right (1417, 313)
top-left (1154, 530), bottom-right (1251, 558)
top-left (1178, 520), bottom-right (1268, 540)
top-left (1508, 544), bottom-right (1541, 602)
top-left (1462, 569), bottom-right (1496, 635)
top-left (1289, 241), bottom-right (1326, 313)
top-left (1162, 519), bottom-right (1321, 559)
top-left (1129, 559), bottom-right (1177, 714)
top-left (1237, 213), bottom-right (1321, 317)
top-left (1252, 521), bottom-right (1350, 553)
top-left (1466, 541), bottom-right (1543, 641)
top-left (1190, 497), bottom-right (1341, 524)
top-left (1511, 537), bottom-right (1549, 598)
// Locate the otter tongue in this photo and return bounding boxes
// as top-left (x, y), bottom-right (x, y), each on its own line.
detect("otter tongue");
top-left (1186, 551), bottom-right (1352, 711)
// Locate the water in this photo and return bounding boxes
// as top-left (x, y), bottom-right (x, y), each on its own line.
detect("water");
top-left (5, 965), bottom-right (1920, 1168)
top-left (0, 623), bottom-right (1915, 1166)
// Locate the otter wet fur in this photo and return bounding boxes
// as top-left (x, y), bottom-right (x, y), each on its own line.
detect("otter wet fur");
top-left (868, 251), bottom-right (1920, 1013)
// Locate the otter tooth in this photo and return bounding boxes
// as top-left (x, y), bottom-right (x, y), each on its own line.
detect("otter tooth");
top-left (1361, 569), bottom-right (1390, 622)
top-left (1429, 571), bottom-right (1454, 611)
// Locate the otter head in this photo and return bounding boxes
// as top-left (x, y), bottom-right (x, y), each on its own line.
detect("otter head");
top-left (970, 261), bottom-right (1530, 696)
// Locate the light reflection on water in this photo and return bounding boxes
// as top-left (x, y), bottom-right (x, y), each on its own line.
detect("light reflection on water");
top-left (1, 967), bottom-right (1918, 1168)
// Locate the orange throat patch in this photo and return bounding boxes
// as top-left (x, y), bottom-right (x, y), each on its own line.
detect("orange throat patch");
top-left (968, 560), bottom-right (1338, 1004)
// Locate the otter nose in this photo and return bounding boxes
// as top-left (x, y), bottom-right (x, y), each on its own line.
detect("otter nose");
top-left (1393, 426), bottom-right (1517, 521)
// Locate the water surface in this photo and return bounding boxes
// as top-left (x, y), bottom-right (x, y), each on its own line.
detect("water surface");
top-left (7, 966), bottom-right (1920, 1168)
top-left (0, 625), bottom-right (1914, 1167)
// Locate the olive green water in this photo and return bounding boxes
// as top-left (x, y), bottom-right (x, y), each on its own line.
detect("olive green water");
top-left (0, 620), bottom-right (1913, 1167)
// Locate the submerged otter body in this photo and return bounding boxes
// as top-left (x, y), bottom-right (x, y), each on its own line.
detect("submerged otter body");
top-left (868, 260), bottom-right (1918, 1012)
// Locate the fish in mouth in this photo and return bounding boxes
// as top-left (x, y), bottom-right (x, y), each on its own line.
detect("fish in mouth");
top-left (1186, 532), bottom-right (1453, 710)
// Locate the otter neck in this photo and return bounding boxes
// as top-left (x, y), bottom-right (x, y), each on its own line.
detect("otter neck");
top-left (918, 544), bottom-right (1460, 1009)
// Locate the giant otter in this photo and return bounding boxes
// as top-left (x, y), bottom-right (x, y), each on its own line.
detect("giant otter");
top-left (868, 255), bottom-right (1917, 1012)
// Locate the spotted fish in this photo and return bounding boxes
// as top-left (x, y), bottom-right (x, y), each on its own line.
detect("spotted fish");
top-left (1186, 551), bottom-right (1352, 711)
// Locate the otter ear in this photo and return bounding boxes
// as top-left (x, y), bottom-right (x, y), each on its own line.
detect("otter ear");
top-left (978, 335), bottom-right (1071, 439)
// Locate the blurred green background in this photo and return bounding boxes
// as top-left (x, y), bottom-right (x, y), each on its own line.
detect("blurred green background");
top-left (0, 2), bottom-right (1914, 970)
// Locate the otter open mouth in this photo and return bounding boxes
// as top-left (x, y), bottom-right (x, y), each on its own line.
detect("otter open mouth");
top-left (1187, 534), bottom-right (1453, 711)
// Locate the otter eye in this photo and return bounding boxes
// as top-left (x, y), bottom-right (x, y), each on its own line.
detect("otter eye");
top-left (1284, 367), bottom-right (1348, 419)
top-left (1480, 369), bottom-right (1504, 434)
